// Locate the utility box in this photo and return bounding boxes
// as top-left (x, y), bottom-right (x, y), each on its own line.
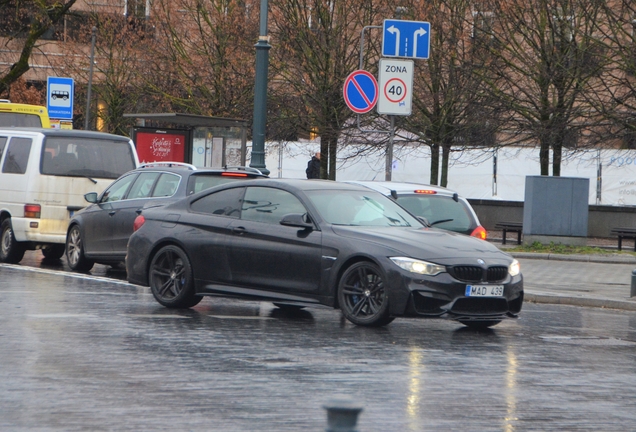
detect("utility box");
top-left (523, 176), bottom-right (589, 246)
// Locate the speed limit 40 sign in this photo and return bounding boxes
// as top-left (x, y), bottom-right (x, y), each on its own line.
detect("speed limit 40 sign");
top-left (377, 58), bottom-right (414, 115)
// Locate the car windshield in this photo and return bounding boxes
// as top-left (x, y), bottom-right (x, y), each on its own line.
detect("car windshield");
top-left (306, 189), bottom-right (422, 227)
top-left (397, 194), bottom-right (473, 232)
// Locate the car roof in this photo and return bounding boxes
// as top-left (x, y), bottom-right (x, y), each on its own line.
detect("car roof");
top-left (344, 181), bottom-right (460, 198)
top-left (134, 162), bottom-right (268, 177)
top-left (0, 127), bottom-right (132, 141)
top-left (196, 178), bottom-right (373, 193)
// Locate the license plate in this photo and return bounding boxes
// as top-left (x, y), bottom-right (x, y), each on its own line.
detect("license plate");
top-left (465, 285), bottom-right (504, 297)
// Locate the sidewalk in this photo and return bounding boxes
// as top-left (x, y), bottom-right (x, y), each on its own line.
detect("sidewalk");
top-left (490, 233), bottom-right (636, 312)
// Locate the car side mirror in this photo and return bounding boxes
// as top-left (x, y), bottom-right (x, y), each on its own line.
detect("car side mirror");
top-left (84, 192), bottom-right (98, 203)
top-left (280, 213), bottom-right (314, 230)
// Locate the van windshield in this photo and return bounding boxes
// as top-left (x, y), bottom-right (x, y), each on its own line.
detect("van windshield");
top-left (41, 137), bottom-right (136, 179)
top-left (0, 113), bottom-right (42, 127)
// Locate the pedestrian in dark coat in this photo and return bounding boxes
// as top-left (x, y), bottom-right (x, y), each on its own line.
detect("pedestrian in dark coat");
top-left (306, 152), bottom-right (321, 179)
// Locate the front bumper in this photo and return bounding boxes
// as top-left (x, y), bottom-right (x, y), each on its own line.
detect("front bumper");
top-left (387, 268), bottom-right (524, 321)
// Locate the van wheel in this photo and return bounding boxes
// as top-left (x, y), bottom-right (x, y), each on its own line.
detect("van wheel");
top-left (66, 225), bottom-right (94, 272)
top-left (1, 219), bottom-right (26, 264)
top-left (42, 244), bottom-right (65, 260)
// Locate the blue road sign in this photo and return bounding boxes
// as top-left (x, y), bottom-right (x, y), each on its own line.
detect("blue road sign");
top-left (382, 19), bottom-right (431, 59)
top-left (47, 76), bottom-right (74, 120)
top-left (343, 70), bottom-right (378, 114)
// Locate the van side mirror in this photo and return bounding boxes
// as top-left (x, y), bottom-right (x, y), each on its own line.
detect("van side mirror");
top-left (84, 192), bottom-right (98, 203)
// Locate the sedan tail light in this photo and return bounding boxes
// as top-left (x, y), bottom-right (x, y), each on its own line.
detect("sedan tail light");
top-left (24, 204), bottom-right (41, 218)
top-left (471, 226), bottom-right (487, 240)
top-left (133, 215), bottom-right (146, 232)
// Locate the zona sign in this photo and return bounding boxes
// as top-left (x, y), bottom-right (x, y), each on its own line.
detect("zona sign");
top-left (343, 70), bottom-right (378, 114)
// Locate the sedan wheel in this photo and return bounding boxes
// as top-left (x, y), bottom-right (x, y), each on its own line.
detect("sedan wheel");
top-left (149, 245), bottom-right (202, 308)
top-left (0, 219), bottom-right (26, 264)
top-left (66, 225), bottom-right (94, 272)
top-left (338, 261), bottom-right (394, 327)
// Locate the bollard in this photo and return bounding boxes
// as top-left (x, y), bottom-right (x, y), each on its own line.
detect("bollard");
top-left (323, 396), bottom-right (363, 432)
top-left (632, 270), bottom-right (636, 298)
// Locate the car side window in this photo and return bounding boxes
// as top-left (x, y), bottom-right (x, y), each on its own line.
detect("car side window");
top-left (2, 137), bottom-right (32, 174)
top-left (190, 187), bottom-right (244, 217)
top-left (241, 187), bottom-right (306, 224)
top-left (128, 172), bottom-right (160, 199)
top-left (101, 174), bottom-right (137, 203)
top-left (0, 137), bottom-right (6, 163)
top-left (151, 173), bottom-right (180, 197)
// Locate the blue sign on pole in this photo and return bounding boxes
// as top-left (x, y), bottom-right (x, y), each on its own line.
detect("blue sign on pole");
top-left (47, 76), bottom-right (74, 120)
top-left (343, 70), bottom-right (378, 114)
top-left (382, 19), bottom-right (431, 60)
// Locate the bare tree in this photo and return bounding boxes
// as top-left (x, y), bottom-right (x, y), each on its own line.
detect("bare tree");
top-left (0, 0), bottom-right (77, 97)
top-left (485, 0), bottom-right (609, 176)
top-left (270, 0), bottom-right (392, 180)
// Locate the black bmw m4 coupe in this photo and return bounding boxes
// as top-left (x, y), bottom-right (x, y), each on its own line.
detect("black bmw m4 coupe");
top-left (126, 179), bottom-right (523, 328)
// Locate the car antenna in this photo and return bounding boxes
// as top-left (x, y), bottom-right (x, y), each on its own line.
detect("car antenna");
top-left (390, 190), bottom-right (398, 200)
top-left (453, 192), bottom-right (458, 202)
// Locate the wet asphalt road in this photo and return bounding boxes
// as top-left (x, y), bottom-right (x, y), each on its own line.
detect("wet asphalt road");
top-left (1, 254), bottom-right (636, 431)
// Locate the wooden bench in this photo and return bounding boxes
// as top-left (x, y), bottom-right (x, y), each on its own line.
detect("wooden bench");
top-left (495, 221), bottom-right (523, 245)
top-left (609, 227), bottom-right (636, 251)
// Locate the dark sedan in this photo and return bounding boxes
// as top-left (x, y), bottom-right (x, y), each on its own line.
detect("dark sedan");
top-left (126, 179), bottom-right (523, 328)
top-left (66, 163), bottom-right (266, 271)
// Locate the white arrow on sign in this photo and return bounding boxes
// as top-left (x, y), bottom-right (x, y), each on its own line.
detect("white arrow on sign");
top-left (387, 25), bottom-right (400, 56)
top-left (413, 27), bottom-right (427, 59)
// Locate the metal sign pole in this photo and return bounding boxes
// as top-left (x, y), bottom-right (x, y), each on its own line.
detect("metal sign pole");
top-left (386, 115), bottom-right (394, 181)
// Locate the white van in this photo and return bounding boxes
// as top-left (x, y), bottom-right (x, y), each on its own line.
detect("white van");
top-left (0, 128), bottom-right (139, 263)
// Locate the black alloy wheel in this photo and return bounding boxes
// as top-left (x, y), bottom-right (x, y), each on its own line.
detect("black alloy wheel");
top-left (0, 219), bottom-right (26, 264)
top-left (149, 245), bottom-right (202, 308)
top-left (338, 261), bottom-right (394, 327)
top-left (459, 320), bottom-right (502, 329)
top-left (66, 225), bottom-right (94, 272)
top-left (42, 244), bottom-right (65, 260)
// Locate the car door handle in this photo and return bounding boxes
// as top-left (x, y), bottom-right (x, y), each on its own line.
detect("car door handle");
top-left (232, 227), bottom-right (246, 235)
top-left (109, 211), bottom-right (116, 216)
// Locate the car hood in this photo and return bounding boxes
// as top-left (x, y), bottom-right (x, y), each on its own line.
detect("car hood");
top-left (332, 225), bottom-right (513, 265)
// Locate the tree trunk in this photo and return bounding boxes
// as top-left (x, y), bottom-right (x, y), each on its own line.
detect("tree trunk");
top-left (429, 144), bottom-right (439, 185)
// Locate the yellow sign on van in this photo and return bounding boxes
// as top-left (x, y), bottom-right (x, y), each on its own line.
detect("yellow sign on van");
top-left (0, 100), bottom-right (52, 128)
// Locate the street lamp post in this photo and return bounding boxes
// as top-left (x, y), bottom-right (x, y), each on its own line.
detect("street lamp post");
top-left (84, 26), bottom-right (97, 131)
top-left (250, 0), bottom-right (271, 175)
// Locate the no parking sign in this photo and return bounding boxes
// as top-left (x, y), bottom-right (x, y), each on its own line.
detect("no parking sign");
top-left (343, 70), bottom-right (378, 114)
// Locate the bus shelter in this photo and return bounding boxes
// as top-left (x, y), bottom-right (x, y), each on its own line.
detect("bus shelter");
top-left (123, 113), bottom-right (248, 168)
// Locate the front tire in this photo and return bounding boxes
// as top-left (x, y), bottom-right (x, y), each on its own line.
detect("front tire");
top-left (1, 219), bottom-right (26, 264)
top-left (66, 225), bottom-right (94, 271)
top-left (42, 244), bottom-right (65, 260)
top-left (149, 245), bottom-right (202, 308)
top-left (338, 261), bottom-right (394, 327)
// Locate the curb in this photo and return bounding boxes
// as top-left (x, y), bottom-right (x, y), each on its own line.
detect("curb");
top-left (510, 252), bottom-right (636, 264)
top-left (524, 291), bottom-right (636, 311)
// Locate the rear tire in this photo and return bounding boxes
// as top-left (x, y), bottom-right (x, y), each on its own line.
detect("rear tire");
top-left (66, 225), bottom-right (94, 272)
top-left (1, 219), bottom-right (26, 264)
top-left (42, 244), bottom-right (65, 260)
top-left (149, 245), bottom-right (202, 308)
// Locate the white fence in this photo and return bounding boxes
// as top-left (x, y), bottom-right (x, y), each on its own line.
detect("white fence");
top-left (253, 141), bottom-right (636, 206)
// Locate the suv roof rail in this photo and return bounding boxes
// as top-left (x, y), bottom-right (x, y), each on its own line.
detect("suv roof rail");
top-left (138, 162), bottom-right (197, 170)
top-left (223, 165), bottom-right (264, 175)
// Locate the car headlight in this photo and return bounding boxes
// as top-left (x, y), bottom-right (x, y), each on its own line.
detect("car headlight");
top-left (390, 257), bottom-right (446, 276)
top-left (508, 259), bottom-right (520, 277)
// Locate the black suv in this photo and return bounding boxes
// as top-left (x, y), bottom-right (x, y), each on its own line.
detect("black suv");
top-left (66, 162), bottom-right (267, 271)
